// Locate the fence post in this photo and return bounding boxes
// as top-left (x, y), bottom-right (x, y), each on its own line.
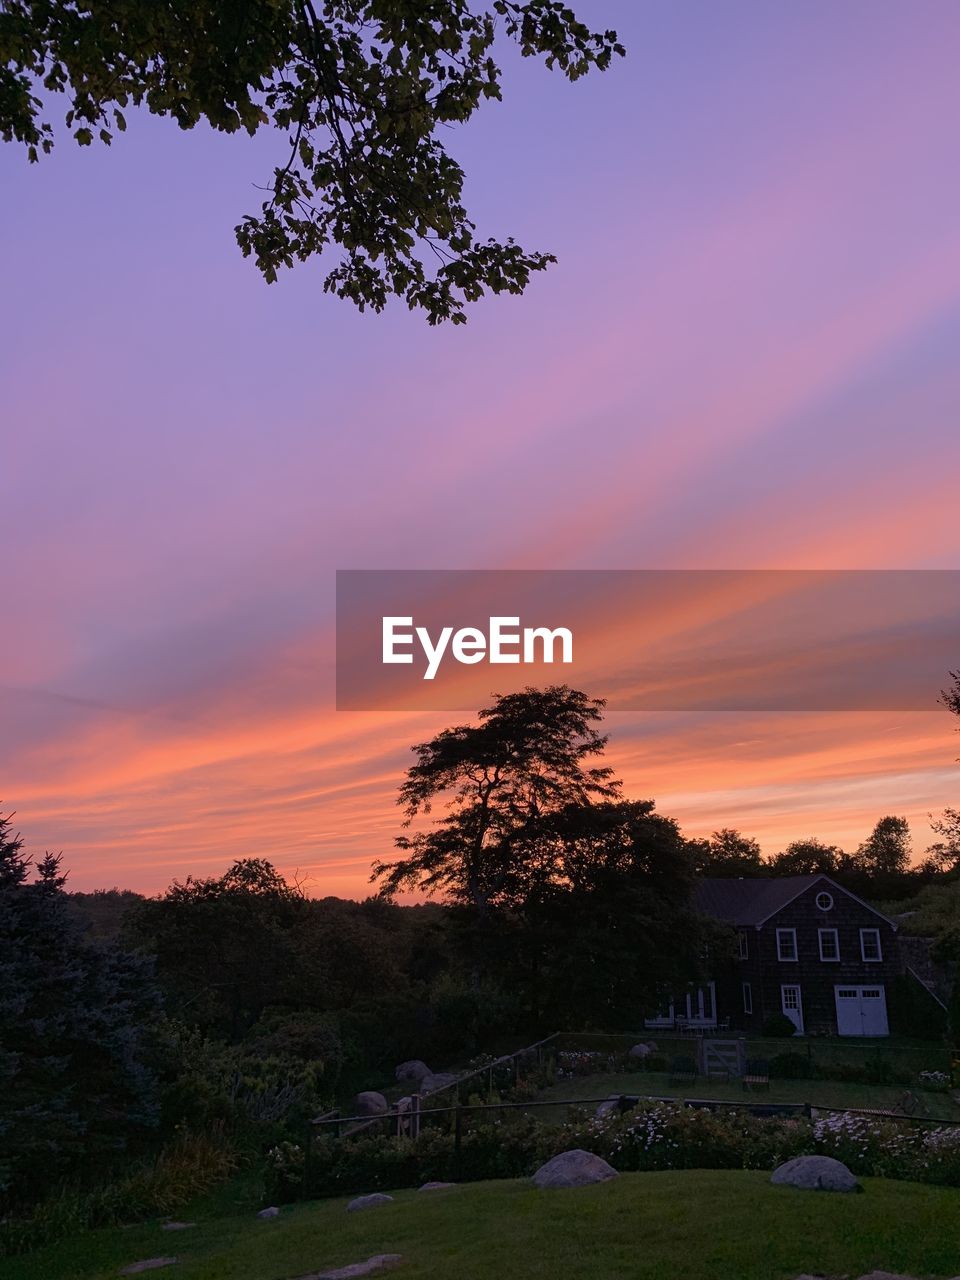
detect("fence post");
top-left (454, 1104), bottom-right (463, 1181)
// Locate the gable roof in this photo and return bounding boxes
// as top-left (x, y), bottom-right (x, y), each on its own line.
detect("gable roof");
top-left (694, 874), bottom-right (897, 929)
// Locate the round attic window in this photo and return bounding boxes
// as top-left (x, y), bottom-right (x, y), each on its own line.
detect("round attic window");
top-left (815, 891), bottom-right (834, 911)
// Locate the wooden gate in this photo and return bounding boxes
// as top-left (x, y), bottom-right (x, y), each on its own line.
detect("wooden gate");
top-left (699, 1038), bottom-right (746, 1080)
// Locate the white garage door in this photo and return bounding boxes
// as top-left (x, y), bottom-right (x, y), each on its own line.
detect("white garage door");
top-left (834, 985), bottom-right (889, 1037)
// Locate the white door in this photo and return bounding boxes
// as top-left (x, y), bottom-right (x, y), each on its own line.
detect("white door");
top-left (781, 984), bottom-right (804, 1034)
top-left (835, 985), bottom-right (889, 1036)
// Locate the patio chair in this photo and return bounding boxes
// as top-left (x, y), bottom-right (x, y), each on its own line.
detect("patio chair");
top-left (742, 1058), bottom-right (770, 1092)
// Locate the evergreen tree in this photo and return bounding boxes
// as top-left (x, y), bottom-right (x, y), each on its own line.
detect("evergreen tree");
top-left (0, 811), bottom-right (161, 1209)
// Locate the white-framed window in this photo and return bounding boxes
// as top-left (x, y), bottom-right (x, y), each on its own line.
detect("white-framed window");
top-left (776, 927), bottom-right (798, 962)
top-left (738, 930), bottom-right (749, 960)
top-left (860, 928), bottom-right (883, 962)
top-left (742, 982), bottom-right (753, 1014)
top-left (815, 890), bottom-right (834, 911)
top-left (818, 928), bottom-right (840, 962)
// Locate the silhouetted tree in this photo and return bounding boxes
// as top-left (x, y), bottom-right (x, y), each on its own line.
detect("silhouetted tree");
top-left (853, 816), bottom-right (912, 878)
top-left (373, 686), bottom-right (620, 911)
top-left (1, 2), bottom-right (623, 322)
top-left (512, 799), bottom-right (718, 1027)
top-left (128, 858), bottom-right (307, 1038)
top-left (0, 813), bottom-right (160, 1210)
top-left (924, 809), bottom-right (960, 875)
top-left (689, 828), bottom-right (766, 877)
top-left (768, 838), bottom-right (842, 877)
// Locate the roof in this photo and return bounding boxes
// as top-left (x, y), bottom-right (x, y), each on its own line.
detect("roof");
top-left (693, 875), bottom-right (897, 929)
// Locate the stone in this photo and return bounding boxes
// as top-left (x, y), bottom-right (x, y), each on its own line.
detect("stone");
top-left (595, 1095), bottom-right (623, 1118)
top-left (771, 1155), bottom-right (861, 1193)
top-left (419, 1181), bottom-right (456, 1191)
top-left (628, 1043), bottom-right (652, 1059)
top-left (257, 1206), bottom-right (281, 1219)
top-left (118, 1261), bottom-right (178, 1276)
top-left (395, 1059), bottom-right (431, 1084)
top-left (354, 1091), bottom-right (389, 1117)
top-left (296, 1256), bottom-right (403, 1280)
top-left (346, 1193), bottom-right (394, 1213)
top-left (160, 1223), bottom-right (194, 1231)
top-left (419, 1071), bottom-right (458, 1094)
top-left (533, 1149), bottom-right (619, 1190)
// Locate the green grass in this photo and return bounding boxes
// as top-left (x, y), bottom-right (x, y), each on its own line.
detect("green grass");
top-left (8, 1170), bottom-right (960, 1280)
top-left (538, 1071), bottom-right (960, 1119)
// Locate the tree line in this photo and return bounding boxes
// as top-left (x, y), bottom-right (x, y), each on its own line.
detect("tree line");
top-left (2, 673), bottom-right (958, 1217)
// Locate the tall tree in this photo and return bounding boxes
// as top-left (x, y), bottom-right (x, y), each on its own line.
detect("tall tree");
top-left (927, 673), bottom-right (960, 874)
top-left (373, 685), bottom-right (619, 910)
top-left (0, 813), bottom-right (161, 1209)
top-left (924, 808), bottom-right (960, 874)
top-left (768, 838), bottom-right (842, 877)
top-left (854, 815), bottom-right (912, 878)
top-left (128, 857), bottom-right (307, 1038)
top-left (511, 799), bottom-right (714, 1027)
top-left (689, 828), bottom-right (766, 878)
top-left (1, 2), bottom-right (624, 322)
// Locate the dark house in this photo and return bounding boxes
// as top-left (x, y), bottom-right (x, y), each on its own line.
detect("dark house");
top-left (646, 874), bottom-right (900, 1037)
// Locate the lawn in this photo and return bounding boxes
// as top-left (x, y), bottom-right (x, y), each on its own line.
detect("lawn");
top-left (9, 1170), bottom-right (960, 1280)
top-left (537, 1071), bottom-right (960, 1120)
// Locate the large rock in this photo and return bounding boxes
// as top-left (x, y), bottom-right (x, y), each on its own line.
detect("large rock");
top-left (419, 1071), bottom-right (458, 1094)
top-left (595, 1095), bottom-right (623, 1118)
top-left (346, 1193), bottom-right (394, 1213)
top-left (354, 1091), bottom-right (389, 1117)
top-left (628, 1043), bottom-right (653, 1059)
top-left (533, 1149), bottom-right (619, 1190)
top-left (419, 1181), bottom-right (456, 1191)
top-left (395, 1060), bottom-right (431, 1085)
top-left (771, 1155), bottom-right (861, 1193)
top-left (118, 1262), bottom-right (178, 1276)
top-left (257, 1206), bottom-right (280, 1219)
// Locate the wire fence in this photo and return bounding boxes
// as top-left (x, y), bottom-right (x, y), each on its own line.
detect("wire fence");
top-left (308, 1089), bottom-right (960, 1161)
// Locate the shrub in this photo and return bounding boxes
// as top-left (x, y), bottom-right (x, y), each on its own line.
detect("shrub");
top-left (761, 1013), bottom-right (797, 1038)
top-left (818, 1058), bottom-right (910, 1087)
top-left (769, 1052), bottom-right (817, 1080)
top-left (918, 1070), bottom-right (951, 1092)
top-left (0, 1127), bottom-right (239, 1256)
top-left (554, 1050), bottom-right (614, 1078)
top-left (298, 1098), bottom-right (960, 1204)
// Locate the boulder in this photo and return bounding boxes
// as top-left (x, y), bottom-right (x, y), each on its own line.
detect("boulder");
top-left (771, 1155), bottom-right (861, 1193)
top-left (419, 1181), bottom-right (456, 1191)
top-left (346, 1193), bottom-right (394, 1213)
top-left (533, 1149), bottom-right (619, 1190)
top-left (595, 1095), bottom-right (622, 1118)
top-left (160, 1223), bottom-right (194, 1232)
top-left (419, 1071), bottom-right (458, 1094)
top-left (257, 1206), bottom-right (280, 1220)
top-left (395, 1060), bottom-right (431, 1085)
top-left (354, 1091), bottom-right (389, 1117)
top-left (628, 1043), bottom-right (652, 1059)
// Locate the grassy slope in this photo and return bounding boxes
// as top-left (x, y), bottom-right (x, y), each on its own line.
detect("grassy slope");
top-left (538, 1071), bottom-right (960, 1119)
top-left (10, 1171), bottom-right (960, 1280)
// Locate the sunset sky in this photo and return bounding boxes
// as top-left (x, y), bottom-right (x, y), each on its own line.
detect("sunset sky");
top-left (3, 2), bottom-right (960, 895)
